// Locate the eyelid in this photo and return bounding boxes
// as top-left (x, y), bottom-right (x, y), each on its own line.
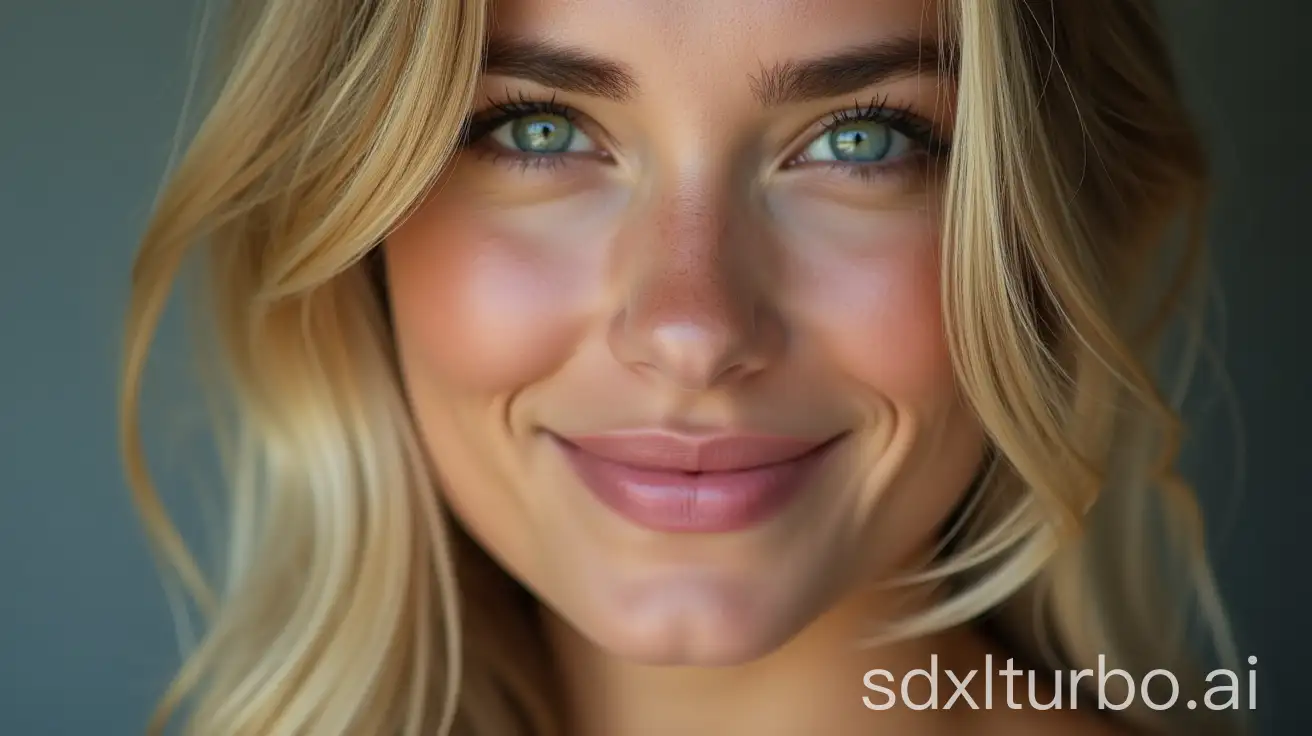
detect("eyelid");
top-left (462, 93), bottom-right (614, 157)
top-left (458, 91), bottom-right (950, 177)
top-left (779, 99), bottom-right (950, 169)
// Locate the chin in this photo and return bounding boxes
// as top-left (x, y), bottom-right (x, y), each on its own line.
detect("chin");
top-left (568, 569), bottom-right (830, 668)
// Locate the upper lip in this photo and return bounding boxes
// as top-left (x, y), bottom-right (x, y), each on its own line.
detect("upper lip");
top-left (555, 430), bottom-right (839, 473)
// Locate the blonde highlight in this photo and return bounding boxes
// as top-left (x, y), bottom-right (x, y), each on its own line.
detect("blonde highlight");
top-left (120, 1), bottom-right (1240, 734)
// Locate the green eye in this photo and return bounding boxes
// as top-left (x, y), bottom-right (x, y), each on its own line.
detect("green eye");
top-left (499, 113), bottom-right (579, 154)
top-left (829, 122), bottom-right (893, 161)
top-left (828, 122), bottom-right (890, 161)
top-left (803, 120), bottom-right (911, 164)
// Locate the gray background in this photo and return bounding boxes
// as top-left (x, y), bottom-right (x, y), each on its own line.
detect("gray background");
top-left (1, 1), bottom-right (1307, 734)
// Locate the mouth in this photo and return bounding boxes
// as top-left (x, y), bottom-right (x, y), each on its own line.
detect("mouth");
top-left (548, 429), bottom-right (847, 533)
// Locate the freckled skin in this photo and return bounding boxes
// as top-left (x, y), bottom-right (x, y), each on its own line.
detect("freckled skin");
top-left (386, 0), bottom-right (980, 662)
top-left (376, 0), bottom-right (1110, 733)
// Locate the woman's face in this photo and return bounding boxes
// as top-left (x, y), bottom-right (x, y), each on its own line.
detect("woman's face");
top-left (384, 0), bottom-right (984, 666)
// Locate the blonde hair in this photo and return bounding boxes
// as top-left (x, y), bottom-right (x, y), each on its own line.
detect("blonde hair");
top-left (119, 0), bottom-right (1241, 733)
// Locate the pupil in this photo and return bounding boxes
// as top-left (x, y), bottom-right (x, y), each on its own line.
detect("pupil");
top-left (830, 123), bottom-right (889, 161)
top-left (516, 115), bottom-right (571, 153)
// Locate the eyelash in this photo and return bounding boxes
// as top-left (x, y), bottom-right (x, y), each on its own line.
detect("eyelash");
top-left (801, 96), bottom-right (950, 182)
top-left (458, 91), bottom-right (951, 182)
top-left (460, 91), bottom-right (584, 173)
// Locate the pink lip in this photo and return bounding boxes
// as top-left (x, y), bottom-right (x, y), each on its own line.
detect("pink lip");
top-left (552, 430), bottom-right (842, 533)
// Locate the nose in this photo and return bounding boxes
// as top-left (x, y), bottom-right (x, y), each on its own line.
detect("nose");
top-left (608, 186), bottom-right (782, 390)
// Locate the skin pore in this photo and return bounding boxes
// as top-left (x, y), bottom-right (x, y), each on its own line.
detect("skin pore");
top-left (382, 0), bottom-right (1122, 733)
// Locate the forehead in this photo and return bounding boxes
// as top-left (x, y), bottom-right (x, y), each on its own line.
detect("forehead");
top-left (490, 0), bottom-right (944, 85)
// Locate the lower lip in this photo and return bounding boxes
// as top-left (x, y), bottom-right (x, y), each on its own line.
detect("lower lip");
top-left (554, 436), bottom-right (839, 533)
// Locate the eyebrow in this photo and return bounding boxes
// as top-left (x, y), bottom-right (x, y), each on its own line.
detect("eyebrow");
top-left (751, 36), bottom-right (953, 106)
top-left (481, 35), bottom-right (952, 106)
top-left (483, 37), bottom-right (639, 101)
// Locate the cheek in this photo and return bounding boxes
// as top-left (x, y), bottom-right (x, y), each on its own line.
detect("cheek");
top-left (382, 198), bottom-right (596, 393)
top-left (786, 213), bottom-right (983, 569)
top-left (789, 215), bottom-right (951, 400)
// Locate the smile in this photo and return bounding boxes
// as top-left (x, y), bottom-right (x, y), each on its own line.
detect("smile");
top-left (549, 429), bottom-right (847, 533)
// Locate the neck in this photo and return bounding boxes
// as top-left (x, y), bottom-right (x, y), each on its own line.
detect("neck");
top-left (542, 582), bottom-right (1000, 736)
